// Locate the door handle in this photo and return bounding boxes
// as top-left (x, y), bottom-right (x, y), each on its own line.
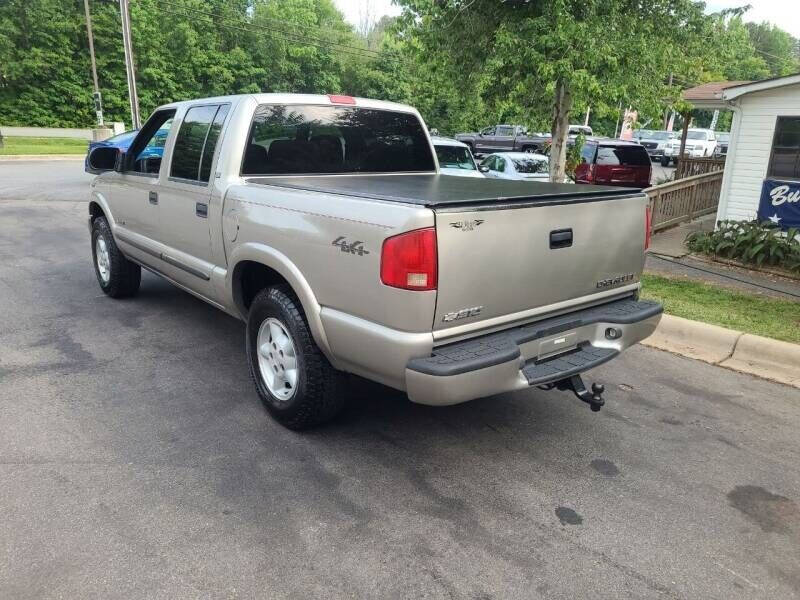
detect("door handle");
top-left (196, 202), bottom-right (208, 218)
top-left (550, 228), bottom-right (573, 249)
top-left (148, 191), bottom-right (158, 205)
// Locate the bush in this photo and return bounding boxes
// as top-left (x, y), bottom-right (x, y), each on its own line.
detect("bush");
top-left (686, 220), bottom-right (800, 273)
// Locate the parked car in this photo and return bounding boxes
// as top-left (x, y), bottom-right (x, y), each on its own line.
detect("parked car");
top-left (84, 127), bottom-right (169, 172)
top-left (85, 93), bottom-right (662, 429)
top-left (569, 125), bottom-right (593, 138)
top-left (455, 124), bottom-right (550, 155)
top-left (431, 136), bottom-right (483, 178)
top-left (637, 130), bottom-right (675, 161)
top-left (574, 138), bottom-right (652, 188)
top-left (714, 132), bottom-right (730, 158)
top-left (661, 128), bottom-right (718, 165)
top-left (479, 152), bottom-right (550, 181)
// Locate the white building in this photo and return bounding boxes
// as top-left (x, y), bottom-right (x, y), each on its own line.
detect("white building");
top-left (715, 74), bottom-right (800, 226)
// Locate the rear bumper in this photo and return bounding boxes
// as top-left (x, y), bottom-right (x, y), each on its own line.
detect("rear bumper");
top-left (405, 297), bottom-right (662, 406)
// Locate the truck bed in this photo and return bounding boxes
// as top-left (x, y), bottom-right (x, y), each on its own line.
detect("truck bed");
top-left (246, 174), bottom-right (643, 207)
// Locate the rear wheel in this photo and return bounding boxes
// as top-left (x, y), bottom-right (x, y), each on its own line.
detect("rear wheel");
top-left (91, 216), bottom-right (141, 298)
top-left (246, 285), bottom-right (346, 430)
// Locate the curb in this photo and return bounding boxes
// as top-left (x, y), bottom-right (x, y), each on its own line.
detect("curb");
top-left (642, 314), bottom-right (800, 389)
top-left (0, 155), bottom-right (84, 161)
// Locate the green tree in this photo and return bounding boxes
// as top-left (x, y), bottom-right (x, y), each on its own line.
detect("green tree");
top-left (396, 0), bottom-right (717, 182)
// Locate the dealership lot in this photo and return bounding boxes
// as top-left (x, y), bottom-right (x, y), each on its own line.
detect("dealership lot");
top-left (0, 161), bottom-right (798, 599)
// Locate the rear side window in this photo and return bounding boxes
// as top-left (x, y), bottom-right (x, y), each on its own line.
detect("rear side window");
top-left (242, 104), bottom-right (435, 175)
top-left (171, 104), bottom-right (229, 182)
top-left (596, 145), bottom-right (650, 166)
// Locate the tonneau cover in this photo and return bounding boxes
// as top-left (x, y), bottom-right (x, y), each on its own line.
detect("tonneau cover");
top-left (245, 174), bottom-right (642, 207)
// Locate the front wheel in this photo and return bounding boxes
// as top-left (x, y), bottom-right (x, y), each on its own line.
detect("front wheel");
top-left (246, 285), bottom-right (346, 430)
top-left (661, 156), bottom-right (671, 167)
top-left (91, 216), bottom-right (141, 298)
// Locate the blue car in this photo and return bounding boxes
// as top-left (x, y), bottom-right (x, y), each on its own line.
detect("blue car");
top-left (85, 128), bottom-right (169, 172)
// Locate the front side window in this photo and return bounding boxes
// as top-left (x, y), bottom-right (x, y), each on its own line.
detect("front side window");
top-left (496, 157), bottom-right (507, 172)
top-left (171, 104), bottom-right (229, 182)
top-left (481, 127), bottom-right (496, 136)
top-left (581, 143), bottom-right (596, 163)
top-left (480, 156), bottom-right (496, 170)
top-left (435, 145), bottom-right (477, 170)
top-left (768, 117), bottom-right (800, 181)
top-left (126, 110), bottom-right (175, 174)
top-left (242, 104), bottom-right (435, 175)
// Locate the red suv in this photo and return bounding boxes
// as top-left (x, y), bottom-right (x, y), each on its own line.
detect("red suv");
top-left (575, 139), bottom-right (652, 188)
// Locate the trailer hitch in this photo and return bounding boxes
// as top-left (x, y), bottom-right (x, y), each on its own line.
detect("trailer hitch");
top-left (541, 374), bottom-right (605, 412)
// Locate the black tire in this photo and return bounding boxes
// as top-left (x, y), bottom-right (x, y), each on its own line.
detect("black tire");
top-left (91, 216), bottom-right (141, 298)
top-left (246, 285), bottom-right (346, 430)
top-left (660, 156), bottom-right (670, 167)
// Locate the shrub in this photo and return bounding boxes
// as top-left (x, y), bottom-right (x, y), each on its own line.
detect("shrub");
top-left (685, 220), bottom-right (800, 273)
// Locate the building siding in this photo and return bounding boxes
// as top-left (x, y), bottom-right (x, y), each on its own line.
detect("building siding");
top-left (719, 83), bottom-right (800, 221)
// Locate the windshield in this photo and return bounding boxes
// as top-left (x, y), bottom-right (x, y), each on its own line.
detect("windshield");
top-left (687, 131), bottom-right (708, 140)
top-left (650, 131), bottom-right (672, 140)
top-left (242, 104), bottom-right (435, 175)
top-left (512, 157), bottom-right (548, 173)
top-left (435, 145), bottom-right (476, 170)
top-left (717, 133), bottom-right (730, 142)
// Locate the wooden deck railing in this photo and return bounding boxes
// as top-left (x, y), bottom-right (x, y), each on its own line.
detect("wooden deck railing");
top-left (644, 170), bottom-right (724, 233)
top-left (675, 157), bottom-right (726, 179)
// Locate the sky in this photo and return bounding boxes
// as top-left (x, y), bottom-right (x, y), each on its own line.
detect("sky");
top-left (333, 0), bottom-right (800, 38)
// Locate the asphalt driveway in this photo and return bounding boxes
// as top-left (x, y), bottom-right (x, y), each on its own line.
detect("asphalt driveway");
top-left (0, 161), bottom-right (798, 599)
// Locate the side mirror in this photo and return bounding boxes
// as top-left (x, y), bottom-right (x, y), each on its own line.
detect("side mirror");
top-left (87, 147), bottom-right (121, 174)
top-left (479, 165), bottom-right (490, 173)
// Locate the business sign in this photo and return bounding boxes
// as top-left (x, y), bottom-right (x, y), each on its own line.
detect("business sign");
top-left (758, 179), bottom-right (800, 229)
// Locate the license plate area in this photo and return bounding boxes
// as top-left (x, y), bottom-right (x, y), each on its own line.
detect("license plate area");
top-left (538, 331), bottom-right (578, 360)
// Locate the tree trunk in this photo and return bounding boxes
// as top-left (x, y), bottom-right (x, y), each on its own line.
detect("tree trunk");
top-left (549, 79), bottom-right (573, 183)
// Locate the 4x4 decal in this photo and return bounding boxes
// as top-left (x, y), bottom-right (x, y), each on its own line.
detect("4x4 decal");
top-left (332, 236), bottom-right (369, 256)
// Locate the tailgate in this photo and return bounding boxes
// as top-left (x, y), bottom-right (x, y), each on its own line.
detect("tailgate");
top-left (433, 194), bottom-right (647, 333)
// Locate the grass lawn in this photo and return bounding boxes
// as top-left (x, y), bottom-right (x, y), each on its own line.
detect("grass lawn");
top-left (641, 273), bottom-right (800, 344)
top-left (0, 136), bottom-right (86, 155)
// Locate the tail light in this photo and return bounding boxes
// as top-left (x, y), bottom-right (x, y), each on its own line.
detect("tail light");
top-left (645, 205), bottom-right (652, 251)
top-left (380, 228), bottom-right (437, 291)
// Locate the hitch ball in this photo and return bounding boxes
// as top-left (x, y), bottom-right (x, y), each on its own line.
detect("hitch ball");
top-left (605, 327), bottom-right (622, 340)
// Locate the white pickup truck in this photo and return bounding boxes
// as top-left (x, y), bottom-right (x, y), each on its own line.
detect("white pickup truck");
top-left (86, 93), bottom-right (662, 429)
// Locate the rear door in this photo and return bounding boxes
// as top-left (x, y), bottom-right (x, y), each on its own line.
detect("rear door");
top-left (154, 103), bottom-right (230, 293)
top-left (494, 126), bottom-right (515, 152)
top-left (432, 192), bottom-right (648, 333)
top-left (593, 145), bottom-right (651, 187)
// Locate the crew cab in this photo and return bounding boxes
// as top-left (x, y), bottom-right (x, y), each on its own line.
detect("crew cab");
top-left (662, 128), bottom-right (718, 165)
top-left (455, 125), bottom-right (550, 155)
top-left (86, 93), bottom-right (662, 430)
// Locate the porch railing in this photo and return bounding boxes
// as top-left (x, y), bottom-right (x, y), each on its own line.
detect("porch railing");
top-left (644, 170), bottom-right (724, 233)
top-left (675, 157), bottom-right (726, 179)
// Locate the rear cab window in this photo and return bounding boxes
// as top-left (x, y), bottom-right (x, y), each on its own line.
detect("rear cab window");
top-left (596, 145), bottom-right (651, 166)
top-left (241, 104), bottom-right (435, 175)
top-left (170, 103), bottom-right (230, 183)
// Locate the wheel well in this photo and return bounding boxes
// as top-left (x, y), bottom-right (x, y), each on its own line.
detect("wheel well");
top-left (89, 201), bottom-right (105, 222)
top-left (232, 261), bottom-right (291, 315)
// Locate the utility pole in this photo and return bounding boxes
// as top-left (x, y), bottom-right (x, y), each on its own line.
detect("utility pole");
top-left (119, 0), bottom-right (140, 129)
top-left (83, 0), bottom-right (104, 126)
top-left (663, 73), bottom-right (673, 130)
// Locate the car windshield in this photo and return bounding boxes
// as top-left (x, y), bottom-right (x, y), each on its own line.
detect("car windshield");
top-left (242, 104), bottom-right (435, 175)
top-left (596, 145), bottom-right (650, 166)
top-left (512, 157), bottom-right (548, 173)
top-left (650, 132), bottom-right (672, 140)
top-left (435, 145), bottom-right (476, 170)
top-left (717, 133), bottom-right (730, 142)
top-left (687, 131), bottom-right (707, 140)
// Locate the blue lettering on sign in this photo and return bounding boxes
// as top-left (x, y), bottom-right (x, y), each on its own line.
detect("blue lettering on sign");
top-left (758, 179), bottom-right (800, 229)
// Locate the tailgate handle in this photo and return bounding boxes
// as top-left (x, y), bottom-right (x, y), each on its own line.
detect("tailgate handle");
top-left (550, 228), bottom-right (573, 249)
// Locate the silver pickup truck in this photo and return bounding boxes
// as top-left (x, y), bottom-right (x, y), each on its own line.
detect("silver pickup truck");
top-left (86, 93), bottom-right (662, 429)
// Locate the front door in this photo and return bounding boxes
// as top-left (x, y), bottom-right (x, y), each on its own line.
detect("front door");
top-left (108, 109), bottom-right (175, 260)
top-left (153, 103), bottom-right (230, 296)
